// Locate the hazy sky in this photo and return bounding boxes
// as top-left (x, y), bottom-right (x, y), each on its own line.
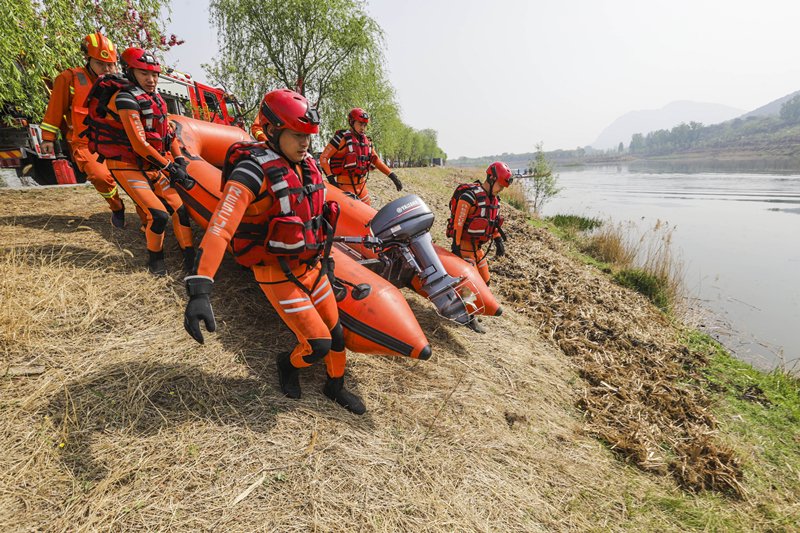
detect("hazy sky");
top-left (164, 0), bottom-right (800, 158)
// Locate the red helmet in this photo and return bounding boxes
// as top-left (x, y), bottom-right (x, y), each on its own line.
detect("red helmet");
top-left (81, 32), bottom-right (117, 63)
top-left (121, 47), bottom-right (161, 73)
top-left (348, 108), bottom-right (370, 127)
top-left (486, 161), bottom-right (513, 187)
top-left (258, 89), bottom-right (320, 135)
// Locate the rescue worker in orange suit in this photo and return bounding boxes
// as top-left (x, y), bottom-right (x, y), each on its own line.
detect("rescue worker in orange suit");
top-left (447, 162), bottom-right (511, 333)
top-left (84, 47), bottom-right (195, 275)
top-left (319, 108), bottom-right (401, 205)
top-left (183, 89), bottom-right (366, 415)
top-left (250, 114), bottom-right (267, 142)
top-left (40, 33), bottom-right (134, 228)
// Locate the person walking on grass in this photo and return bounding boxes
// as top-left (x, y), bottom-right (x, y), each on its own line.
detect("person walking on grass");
top-left (183, 89), bottom-right (366, 415)
top-left (84, 47), bottom-right (195, 275)
top-left (446, 161), bottom-right (512, 332)
top-left (319, 108), bottom-right (401, 205)
top-left (40, 33), bottom-right (139, 228)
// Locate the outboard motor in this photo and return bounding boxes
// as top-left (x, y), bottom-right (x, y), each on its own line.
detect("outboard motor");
top-left (368, 194), bottom-right (472, 324)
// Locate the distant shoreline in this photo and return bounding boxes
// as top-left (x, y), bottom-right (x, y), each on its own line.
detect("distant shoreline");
top-left (449, 152), bottom-right (800, 174)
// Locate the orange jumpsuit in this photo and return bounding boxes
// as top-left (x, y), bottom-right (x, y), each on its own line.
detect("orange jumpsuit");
top-left (319, 129), bottom-right (392, 205)
top-left (249, 115), bottom-right (267, 141)
top-left (40, 66), bottom-right (123, 212)
top-left (103, 91), bottom-right (193, 254)
top-left (194, 154), bottom-right (346, 378)
top-left (451, 189), bottom-right (501, 284)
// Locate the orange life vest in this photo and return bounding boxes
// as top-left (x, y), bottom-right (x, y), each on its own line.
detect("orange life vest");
top-left (84, 74), bottom-right (171, 165)
top-left (446, 182), bottom-right (503, 243)
top-left (222, 142), bottom-right (338, 267)
top-left (327, 129), bottom-right (372, 179)
top-left (65, 67), bottom-right (93, 146)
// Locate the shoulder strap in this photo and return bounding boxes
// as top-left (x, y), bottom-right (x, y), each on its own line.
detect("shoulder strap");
top-left (221, 141), bottom-right (270, 183)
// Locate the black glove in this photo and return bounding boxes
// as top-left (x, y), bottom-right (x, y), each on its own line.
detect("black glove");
top-left (388, 172), bottom-right (403, 191)
top-left (184, 276), bottom-right (216, 344)
top-left (326, 174), bottom-right (338, 186)
top-left (164, 161), bottom-right (196, 190)
top-left (174, 156), bottom-right (190, 168)
top-left (494, 237), bottom-right (505, 258)
top-left (451, 241), bottom-right (461, 256)
top-left (498, 226), bottom-right (507, 242)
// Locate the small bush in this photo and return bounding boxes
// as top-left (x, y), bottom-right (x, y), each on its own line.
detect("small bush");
top-left (549, 214), bottom-right (602, 232)
top-left (614, 268), bottom-right (671, 311)
top-left (581, 222), bottom-right (636, 266)
top-left (575, 219), bottom-right (684, 315)
top-left (501, 182), bottom-right (530, 212)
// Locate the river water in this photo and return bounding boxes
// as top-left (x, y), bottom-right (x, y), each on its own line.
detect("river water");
top-left (537, 164), bottom-right (800, 371)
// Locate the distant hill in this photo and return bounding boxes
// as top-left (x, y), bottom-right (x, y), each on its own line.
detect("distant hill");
top-left (592, 100), bottom-right (744, 150)
top-left (448, 92), bottom-right (800, 168)
top-left (740, 90), bottom-right (800, 119)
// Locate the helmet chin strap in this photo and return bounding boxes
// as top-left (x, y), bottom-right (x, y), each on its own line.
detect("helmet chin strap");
top-left (86, 60), bottom-right (99, 78)
top-left (485, 178), bottom-right (496, 196)
top-left (267, 128), bottom-right (288, 159)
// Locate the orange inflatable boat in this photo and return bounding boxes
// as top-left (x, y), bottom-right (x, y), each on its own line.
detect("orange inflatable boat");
top-left (170, 115), bottom-right (431, 359)
top-left (170, 115), bottom-right (501, 356)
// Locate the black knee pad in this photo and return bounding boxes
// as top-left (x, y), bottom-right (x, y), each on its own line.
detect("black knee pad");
top-left (176, 205), bottom-right (191, 227)
top-left (158, 196), bottom-right (175, 215)
top-left (330, 321), bottom-right (344, 352)
top-left (302, 338), bottom-right (331, 365)
top-left (148, 208), bottom-right (170, 234)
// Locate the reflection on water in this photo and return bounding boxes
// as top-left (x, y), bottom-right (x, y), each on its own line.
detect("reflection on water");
top-left (627, 158), bottom-right (800, 175)
top-left (538, 164), bottom-right (800, 372)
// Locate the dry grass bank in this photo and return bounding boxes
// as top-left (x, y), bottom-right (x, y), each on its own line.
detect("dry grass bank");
top-left (0, 173), bottom-right (792, 531)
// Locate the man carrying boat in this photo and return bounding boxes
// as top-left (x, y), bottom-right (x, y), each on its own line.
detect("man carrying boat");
top-left (319, 108), bottom-right (401, 205)
top-left (183, 89), bottom-right (366, 415)
top-left (83, 47), bottom-right (195, 275)
top-left (40, 33), bottom-right (132, 227)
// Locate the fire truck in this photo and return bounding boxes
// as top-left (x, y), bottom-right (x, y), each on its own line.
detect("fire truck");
top-left (157, 68), bottom-right (244, 128)
top-left (0, 68), bottom-right (244, 186)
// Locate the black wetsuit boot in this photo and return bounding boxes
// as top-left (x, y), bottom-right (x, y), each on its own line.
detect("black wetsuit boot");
top-left (276, 351), bottom-right (301, 399)
top-left (147, 250), bottom-right (166, 276)
top-left (323, 376), bottom-right (366, 415)
top-left (111, 205), bottom-right (125, 228)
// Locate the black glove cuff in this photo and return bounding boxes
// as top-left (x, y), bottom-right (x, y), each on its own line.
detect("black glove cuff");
top-left (185, 276), bottom-right (214, 297)
top-left (388, 172), bottom-right (397, 180)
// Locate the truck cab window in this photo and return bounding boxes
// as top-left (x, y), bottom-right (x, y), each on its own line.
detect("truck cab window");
top-left (203, 92), bottom-right (221, 120)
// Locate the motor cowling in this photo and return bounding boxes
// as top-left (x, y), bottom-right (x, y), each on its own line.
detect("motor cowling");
top-left (369, 194), bottom-right (434, 243)
top-left (369, 195), bottom-right (470, 324)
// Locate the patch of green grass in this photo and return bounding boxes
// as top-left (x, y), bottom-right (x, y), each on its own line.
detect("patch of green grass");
top-left (683, 331), bottom-right (800, 526)
top-left (647, 493), bottom-right (737, 531)
top-left (548, 214), bottom-right (602, 232)
top-left (613, 267), bottom-right (671, 312)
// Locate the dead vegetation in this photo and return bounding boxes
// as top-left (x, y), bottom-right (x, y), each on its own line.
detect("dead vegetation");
top-left (0, 173), bottom-right (769, 531)
top-left (488, 207), bottom-right (743, 497)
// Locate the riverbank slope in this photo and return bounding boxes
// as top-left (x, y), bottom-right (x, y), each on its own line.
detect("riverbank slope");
top-left (1, 169), bottom-right (797, 531)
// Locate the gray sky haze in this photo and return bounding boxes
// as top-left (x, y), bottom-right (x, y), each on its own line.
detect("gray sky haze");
top-left (164, 0), bottom-right (800, 158)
